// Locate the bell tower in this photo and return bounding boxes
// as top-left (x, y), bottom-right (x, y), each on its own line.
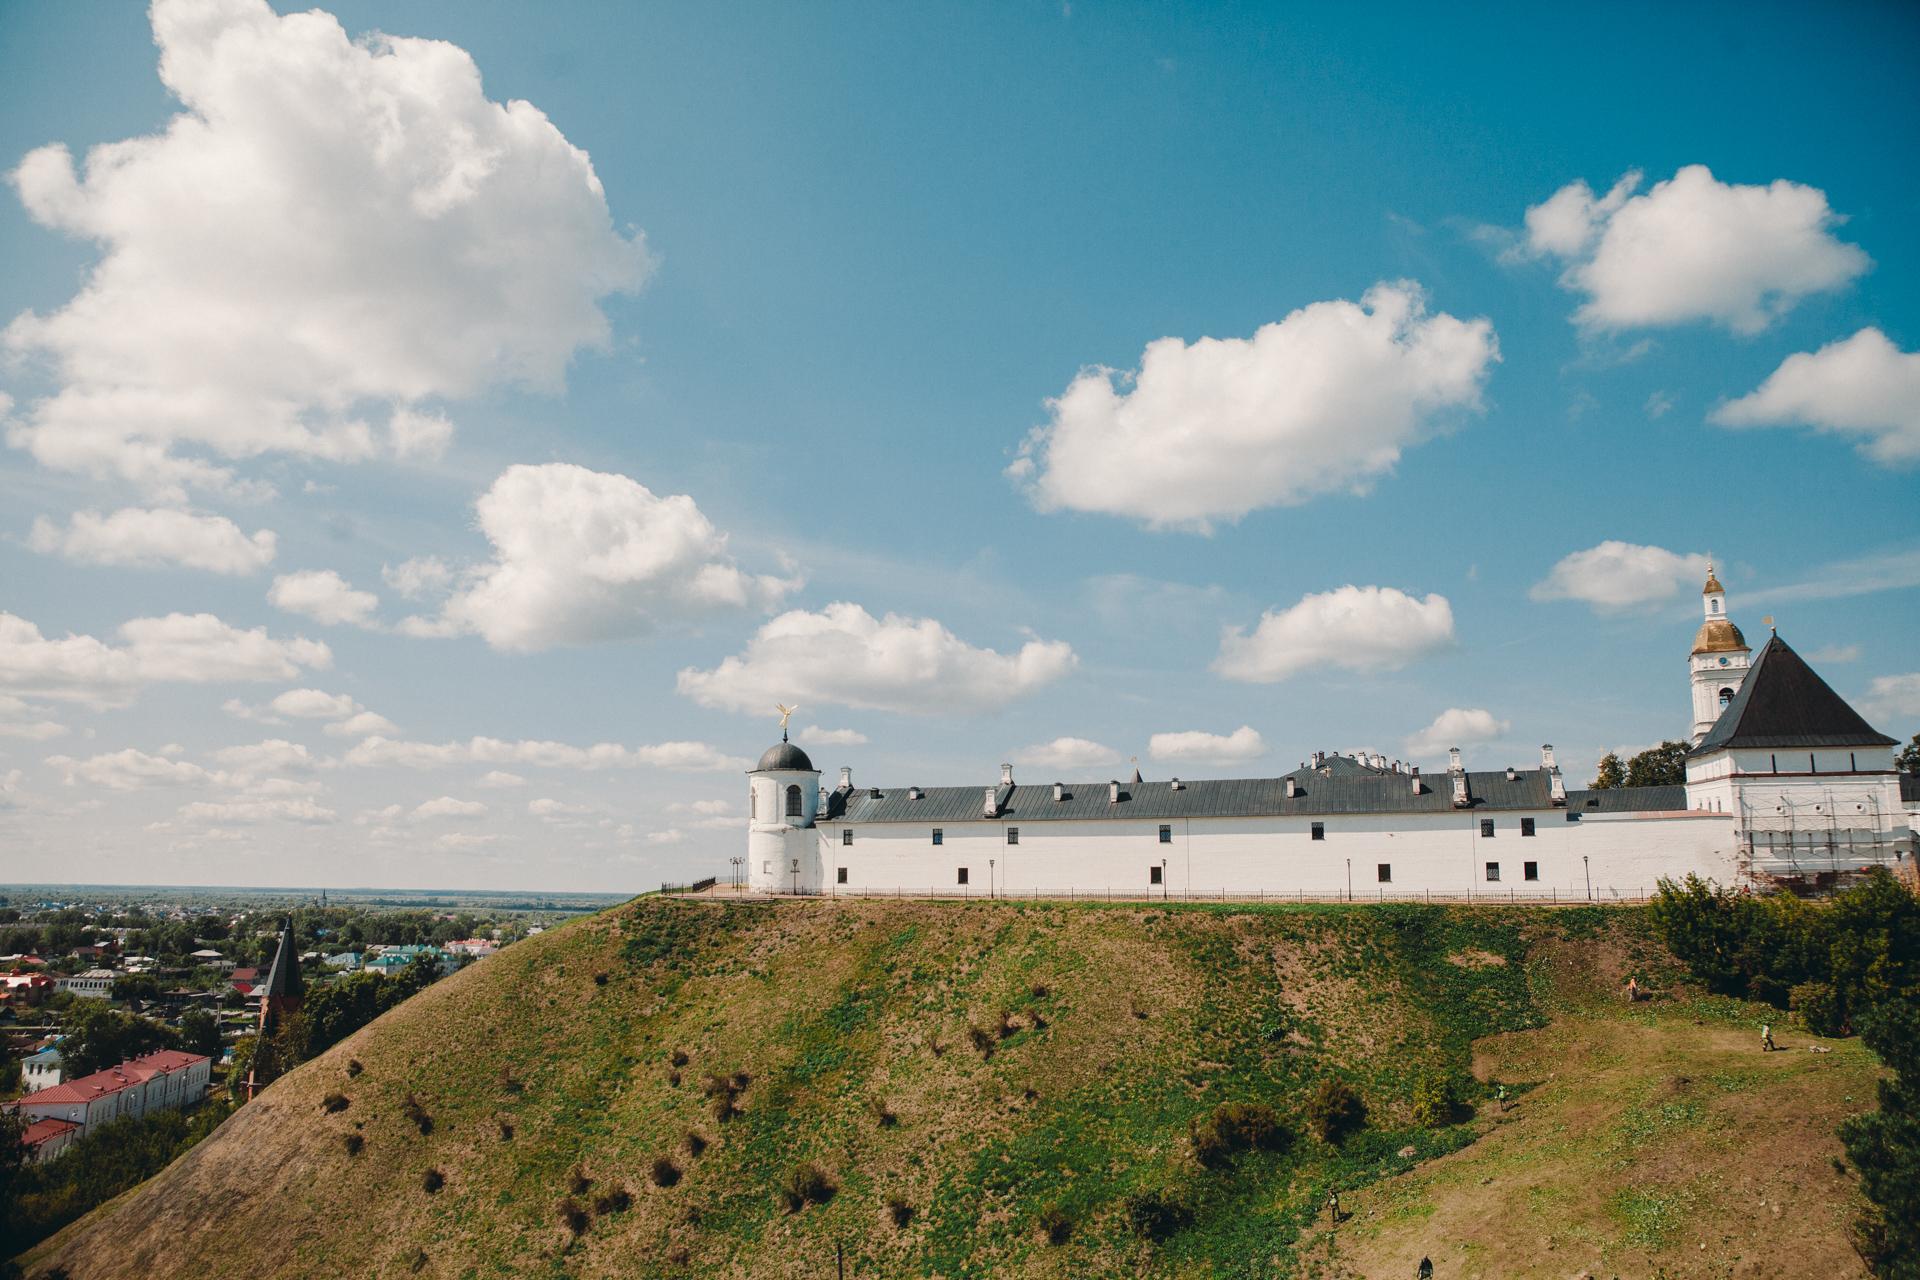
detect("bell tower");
top-left (1689, 562), bottom-right (1751, 743)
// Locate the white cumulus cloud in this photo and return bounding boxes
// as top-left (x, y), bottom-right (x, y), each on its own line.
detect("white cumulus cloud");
top-left (1712, 328), bottom-right (1920, 465)
top-left (1530, 541), bottom-right (1710, 612)
top-left (415, 463), bottom-right (797, 651)
top-left (47, 748), bottom-right (217, 790)
top-left (800, 726), bottom-right (868, 746)
top-left (1406, 708), bottom-right (1511, 759)
top-left (677, 602), bottom-right (1077, 715)
top-left (1524, 165), bottom-right (1868, 333)
top-left (343, 735), bottom-right (749, 773)
top-left (0, 694), bottom-right (66, 741)
top-left (0, 610), bottom-right (329, 706)
top-left (1009, 282), bottom-right (1497, 530)
top-left (1148, 726), bottom-right (1265, 766)
top-left (269, 570), bottom-right (381, 628)
top-left (2, 0), bottom-right (649, 498)
top-left (1213, 586), bottom-right (1454, 683)
top-left (1013, 736), bottom-right (1121, 771)
top-left (29, 508), bottom-right (276, 574)
top-left (1863, 673), bottom-right (1920, 722)
top-left (413, 796), bottom-right (487, 820)
top-left (476, 770), bottom-right (525, 788)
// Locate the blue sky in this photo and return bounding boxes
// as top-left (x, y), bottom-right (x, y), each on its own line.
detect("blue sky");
top-left (1, 0), bottom-right (1915, 891)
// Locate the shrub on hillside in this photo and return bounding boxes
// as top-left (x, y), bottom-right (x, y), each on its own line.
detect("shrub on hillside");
top-left (869, 1097), bottom-right (898, 1128)
top-left (779, 1162), bottom-right (836, 1213)
top-left (342, 1133), bottom-right (363, 1157)
top-left (1410, 1075), bottom-right (1462, 1128)
top-left (321, 1092), bottom-right (349, 1114)
top-left (1191, 1101), bottom-right (1288, 1168)
top-left (1792, 981), bottom-right (1845, 1037)
top-left (1037, 1202), bottom-right (1073, 1244)
top-left (967, 1025), bottom-right (995, 1057)
top-left (703, 1072), bottom-right (745, 1123)
top-left (1841, 998), bottom-right (1920, 1279)
top-left (885, 1196), bottom-right (914, 1227)
top-left (594, 1186), bottom-right (632, 1216)
top-left (558, 1197), bottom-right (589, 1236)
top-left (1123, 1187), bottom-right (1193, 1242)
top-left (1306, 1079), bottom-right (1367, 1144)
top-left (684, 1130), bottom-right (707, 1159)
top-left (401, 1095), bottom-right (433, 1136)
top-left (422, 1168), bottom-right (444, 1193)
top-left (649, 1157), bottom-right (682, 1188)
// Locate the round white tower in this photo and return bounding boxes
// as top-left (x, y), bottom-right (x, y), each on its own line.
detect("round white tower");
top-left (1690, 563), bottom-right (1751, 743)
top-left (746, 736), bottom-right (821, 894)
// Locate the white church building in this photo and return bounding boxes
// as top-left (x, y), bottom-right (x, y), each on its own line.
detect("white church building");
top-left (745, 570), bottom-right (1914, 900)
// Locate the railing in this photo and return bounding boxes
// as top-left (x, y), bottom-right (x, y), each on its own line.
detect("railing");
top-left (658, 877), bottom-right (718, 896)
top-left (752, 885), bottom-right (1654, 904)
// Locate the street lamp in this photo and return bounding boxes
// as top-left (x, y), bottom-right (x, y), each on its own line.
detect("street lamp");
top-left (989, 858), bottom-right (996, 901)
top-left (1345, 857), bottom-right (1351, 902)
top-left (1582, 854), bottom-right (1591, 901)
top-left (1160, 857), bottom-right (1167, 902)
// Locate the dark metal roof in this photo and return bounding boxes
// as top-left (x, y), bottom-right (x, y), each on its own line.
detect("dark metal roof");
top-left (260, 918), bottom-right (303, 1002)
top-left (753, 740), bottom-right (815, 773)
top-left (823, 766), bottom-right (1663, 824)
top-left (1692, 635), bottom-right (1896, 754)
top-left (1565, 785), bottom-right (1689, 813)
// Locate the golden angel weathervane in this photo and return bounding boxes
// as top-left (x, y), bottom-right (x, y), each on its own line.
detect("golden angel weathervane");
top-left (774, 703), bottom-right (798, 741)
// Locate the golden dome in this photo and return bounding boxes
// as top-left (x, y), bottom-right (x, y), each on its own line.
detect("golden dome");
top-left (1692, 617), bottom-right (1747, 655)
top-left (1702, 567), bottom-right (1724, 595)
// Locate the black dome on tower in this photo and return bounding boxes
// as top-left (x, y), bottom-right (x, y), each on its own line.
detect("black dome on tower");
top-left (755, 740), bottom-right (815, 772)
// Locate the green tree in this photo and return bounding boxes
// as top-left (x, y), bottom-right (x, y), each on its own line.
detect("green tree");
top-left (179, 1009), bottom-right (223, 1058)
top-left (1590, 752), bottom-right (1626, 789)
top-left (57, 1004), bottom-right (178, 1076)
top-left (1896, 732), bottom-right (1920, 776)
top-left (1624, 740), bottom-right (1690, 788)
top-left (1842, 998), bottom-right (1920, 1279)
top-left (110, 973), bottom-right (162, 1004)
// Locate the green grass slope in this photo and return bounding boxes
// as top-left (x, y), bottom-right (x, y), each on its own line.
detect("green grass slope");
top-left (19, 898), bottom-right (1874, 1279)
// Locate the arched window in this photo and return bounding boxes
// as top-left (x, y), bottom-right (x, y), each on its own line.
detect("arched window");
top-left (786, 784), bottom-right (803, 818)
top-left (1718, 687), bottom-right (1735, 708)
top-left (750, 788), bottom-right (758, 820)
top-left (1710, 599), bottom-right (1720, 614)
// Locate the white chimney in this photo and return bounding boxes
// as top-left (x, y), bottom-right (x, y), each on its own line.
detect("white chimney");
top-left (1001, 762), bottom-right (1014, 786)
top-left (1448, 747), bottom-right (1463, 773)
top-left (1053, 782), bottom-right (1065, 801)
top-left (1285, 776), bottom-right (1298, 798)
top-left (983, 787), bottom-right (998, 817)
top-left (839, 766), bottom-right (852, 790)
top-left (1311, 750), bottom-right (1325, 768)
top-left (1409, 765), bottom-right (1421, 795)
top-left (1506, 766), bottom-right (1518, 781)
top-left (908, 786), bottom-right (921, 801)
top-left (1541, 744), bottom-right (1556, 769)
top-left (1170, 777), bottom-right (1183, 791)
top-left (1108, 780), bottom-right (1120, 803)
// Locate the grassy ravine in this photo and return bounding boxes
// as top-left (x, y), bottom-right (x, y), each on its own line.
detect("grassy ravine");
top-left (19, 899), bottom-right (1872, 1279)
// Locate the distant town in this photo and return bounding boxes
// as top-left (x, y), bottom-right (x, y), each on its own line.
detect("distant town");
top-left (0, 883), bottom-right (628, 1253)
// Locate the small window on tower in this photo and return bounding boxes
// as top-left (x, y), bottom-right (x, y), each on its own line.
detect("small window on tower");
top-left (785, 784), bottom-right (803, 818)
top-left (1006, 827), bottom-right (1019, 845)
top-left (1159, 824), bottom-right (1172, 844)
top-left (1311, 822), bottom-right (1325, 841)
top-left (1521, 818), bottom-right (1535, 837)
top-left (1719, 687), bottom-right (1735, 708)
top-left (931, 828), bottom-right (943, 846)
top-left (841, 829), bottom-right (852, 846)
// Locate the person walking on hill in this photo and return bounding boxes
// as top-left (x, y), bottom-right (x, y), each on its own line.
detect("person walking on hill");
top-left (1417, 1256), bottom-right (1434, 1279)
top-left (1761, 1023), bottom-right (1776, 1052)
top-left (1625, 976), bottom-right (1639, 1002)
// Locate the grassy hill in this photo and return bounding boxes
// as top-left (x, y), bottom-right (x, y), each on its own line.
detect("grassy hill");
top-left (20, 897), bottom-right (1880, 1279)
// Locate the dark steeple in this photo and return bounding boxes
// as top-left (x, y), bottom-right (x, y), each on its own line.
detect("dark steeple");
top-left (1692, 634), bottom-right (1897, 755)
top-left (260, 916), bottom-right (304, 1002)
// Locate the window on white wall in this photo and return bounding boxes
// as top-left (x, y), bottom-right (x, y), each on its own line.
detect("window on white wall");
top-left (842, 829), bottom-right (853, 846)
top-left (1377, 863), bottom-right (1391, 883)
top-left (1150, 866), bottom-right (1163, 885)
top-left (1480, 819), bottom-right (1495, 837)
top-left (762, 861), bottom-right (770, 875)
top-left (1007, 827), bottom-right (1020, 845)
top-left (1311, 822), bottom-right (1325, 840)
top-left (786, 785), bottom-right (803, 818)
top-left (932, 828), bottom-right (943, 846)
top-left (1159, 825), bottom-right (1172, 843)
top-left (1524, 861), bottom-right (1539, 881)
top-left (837, 867), bottom-right (847, 884)
top-left (750, 789), bottom-right (758, 820)
top-left (956, 867), bottom-right (968, 885)
top-left (1520, 818), bottom-right (1535, 837)
top-left (1485, 861), bottom-right (1500, 882)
